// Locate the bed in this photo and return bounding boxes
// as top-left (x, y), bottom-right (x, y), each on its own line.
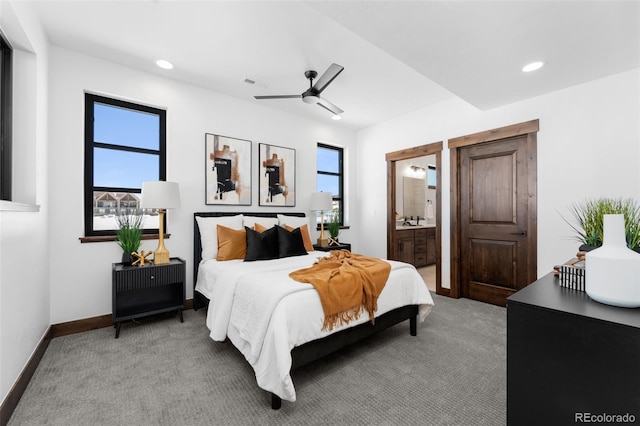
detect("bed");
top-left (193, 211), bottom-right (434, 409)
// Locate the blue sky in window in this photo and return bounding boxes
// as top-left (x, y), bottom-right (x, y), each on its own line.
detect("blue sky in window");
top-left (94, 148), bottom-right (159, 189)
top-left (94, 103), bottom-right (159, 149)
top-left (94, 103), bottom-right (160, 189)
top-left (317, 147), bottom-right (339, 173)
top-left (317, 147), bottom-right (340, 195)
top-left (317, 174), bottom-right (339, 196)
top-left (428, 167), bottom-right (437, 187)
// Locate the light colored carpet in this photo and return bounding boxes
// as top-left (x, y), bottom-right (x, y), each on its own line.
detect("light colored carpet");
top-left (8, 293), bottom-right (506, 426)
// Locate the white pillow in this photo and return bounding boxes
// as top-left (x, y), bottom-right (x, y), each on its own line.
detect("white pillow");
top-left (243, 215), bottom-right (279, 229)
top-left (196, 215), bottom-right (244, 261)
top-left (277, 214), bottom-right (309, 229)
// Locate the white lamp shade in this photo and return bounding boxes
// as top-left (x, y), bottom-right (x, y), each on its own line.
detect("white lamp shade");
top-left (309, 191), bottom-right (332, 211)
top-left (140, 181), bottom-right (181, 209)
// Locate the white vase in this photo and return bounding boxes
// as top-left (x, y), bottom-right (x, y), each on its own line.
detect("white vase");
top-left (585, 214), bottom-right (640, 308)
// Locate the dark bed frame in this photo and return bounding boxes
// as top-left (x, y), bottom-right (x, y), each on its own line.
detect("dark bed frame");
top-left (193, 211), bottom-right (419, 409)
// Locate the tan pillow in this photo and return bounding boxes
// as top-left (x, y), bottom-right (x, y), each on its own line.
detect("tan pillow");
top-left (285, 224), bottom-right (314, 252)
top-left (253, 223), bottom-right (268, 233)
top-left (216, 225), bottom-right (246, 261)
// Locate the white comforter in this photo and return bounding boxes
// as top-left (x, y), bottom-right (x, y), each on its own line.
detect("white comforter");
top-left (196, 252), bottom-right (434, 402)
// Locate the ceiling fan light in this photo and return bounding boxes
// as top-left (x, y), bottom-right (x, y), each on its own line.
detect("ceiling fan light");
top-left (303, 95), bottom-right (319, 104)
top-left (331, 114), bottom-right (342, 120)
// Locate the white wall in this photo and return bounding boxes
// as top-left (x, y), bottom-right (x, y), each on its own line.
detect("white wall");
top-left (0, 1), bottom-right (50, 406)
top-left (48, 46), bottom-right (357, 324)
top-left (356, 68), bottom-right (640, 289)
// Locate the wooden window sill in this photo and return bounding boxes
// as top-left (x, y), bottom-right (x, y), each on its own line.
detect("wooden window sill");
top-left (315, 225), bottom-right (350, 231)
top-left (79, 234), bottom-right (171, 243)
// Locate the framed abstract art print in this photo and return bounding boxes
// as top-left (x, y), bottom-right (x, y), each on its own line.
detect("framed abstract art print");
top-left (258, 143), bottom-right (295, 206)
top-left (205, 134), bottom-right (251, 205)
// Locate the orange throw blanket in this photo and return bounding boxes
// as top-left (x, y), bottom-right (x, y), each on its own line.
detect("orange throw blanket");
top-left (289, 250), bottom-right (391, 331)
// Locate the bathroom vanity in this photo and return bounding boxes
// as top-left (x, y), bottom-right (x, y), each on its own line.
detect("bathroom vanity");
top-left (395, 224), bottom-right (436, 268)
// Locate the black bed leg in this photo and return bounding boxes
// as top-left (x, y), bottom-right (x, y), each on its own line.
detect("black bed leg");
top-left (410, 315), bottom-right (417, 336)
top-left (193, 296), bottom-right (200, 311)
top-left (271, 393), bottom-right (282, 410)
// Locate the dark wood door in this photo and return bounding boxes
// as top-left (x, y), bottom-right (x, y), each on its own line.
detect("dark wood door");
top-left (459, 135), bottom-right (534, 306)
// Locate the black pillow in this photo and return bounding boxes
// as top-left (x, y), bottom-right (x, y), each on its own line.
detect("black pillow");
top-left (245, 226), bottom-right (279, 261)
top-left (276, 225), bottom-right (307, 259)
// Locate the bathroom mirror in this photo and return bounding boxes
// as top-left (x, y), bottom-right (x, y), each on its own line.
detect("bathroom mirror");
top-left (402, 176), bottom-right (425, 219)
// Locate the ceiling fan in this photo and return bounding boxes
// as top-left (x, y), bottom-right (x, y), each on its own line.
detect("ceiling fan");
top-left (254, 63), bottom-right (345, 116)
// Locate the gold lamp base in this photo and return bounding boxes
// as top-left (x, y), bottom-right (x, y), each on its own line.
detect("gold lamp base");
top-left (154, 247), bottom-right (170, 265)
top-left (317, 213), bottom-right (329, 247)
top-left (153, 208), bottom-right (171, 265)
top-left (317, 236), bottom-right (329, 248)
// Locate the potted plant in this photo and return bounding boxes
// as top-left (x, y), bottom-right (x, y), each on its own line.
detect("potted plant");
top-left (328, 214), bottom-right (340, 245)
top-left (565, 197), bottom-right (640, 251)
top-left (116, 210), bottom-right (144, 264)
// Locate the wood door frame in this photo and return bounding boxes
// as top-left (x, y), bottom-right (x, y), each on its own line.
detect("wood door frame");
top-left (386, 141), bottom-right (446, 296)
top-left (449, 119), bottom-right (539, 299)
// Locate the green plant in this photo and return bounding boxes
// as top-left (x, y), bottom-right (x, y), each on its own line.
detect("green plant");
top-left (565, 198), bottom-right (640, 249)
top-left (328, 214), bottom-right (340, 239)
top-left (116, 210), bottom-right (144, 253)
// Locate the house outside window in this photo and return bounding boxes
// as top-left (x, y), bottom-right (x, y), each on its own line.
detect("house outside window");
top-left (316, 143), bottom-right (344, 225)
top-left (0, 31), bottom-right (12, 201)
top-left (84, 93), bottom-right (166, 236)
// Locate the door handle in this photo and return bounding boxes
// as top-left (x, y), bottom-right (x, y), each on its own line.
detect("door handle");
top-left (510, 231), bottom-right (527, 236)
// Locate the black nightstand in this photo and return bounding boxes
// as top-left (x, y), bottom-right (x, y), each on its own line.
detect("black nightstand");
top-left (112, 257), bottom-right (186, 338)
top-left (313, 242), bottom-right (351, 252)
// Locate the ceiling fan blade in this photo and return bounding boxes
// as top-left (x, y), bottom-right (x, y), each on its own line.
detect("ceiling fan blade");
top-left (254, 95), bottom-right (302, 100)
top-left (312, 63), bottom-right (344, 94)
top-left (316, 97), bottom-right (344, 115)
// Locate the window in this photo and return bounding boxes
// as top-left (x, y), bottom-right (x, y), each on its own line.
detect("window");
top-left (316, 143), bottom-right (344, 225)
top-left (427, 164), bottom-right (437, 189)
top-left (0, 31), bottom-right (12, 201)
top-left (84, 93), bottom-right (166, 236)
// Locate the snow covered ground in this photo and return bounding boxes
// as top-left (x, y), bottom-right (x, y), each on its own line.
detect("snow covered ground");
top-left (94, 214), bottom-right (160, 231)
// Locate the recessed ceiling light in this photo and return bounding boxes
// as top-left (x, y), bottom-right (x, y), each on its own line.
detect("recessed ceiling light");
top-left (522, 61), bottom-right (544, 72)
top-left (156, 59), bottom-right (174, 70)
top-left (331, 114), bottom-right (342, 120)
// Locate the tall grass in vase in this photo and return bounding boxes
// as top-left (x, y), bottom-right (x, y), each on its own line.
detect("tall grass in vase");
top-left (566, 198), bottom-right (640, 251)
top-left (116, 210), bottom-right (144, 264)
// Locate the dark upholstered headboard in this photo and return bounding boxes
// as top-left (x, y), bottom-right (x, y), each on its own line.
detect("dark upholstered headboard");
top-left (192, 212), bottom-right (306, 303)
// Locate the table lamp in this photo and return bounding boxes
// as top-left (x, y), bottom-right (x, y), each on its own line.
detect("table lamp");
top-left (309, 191), bottom-right (333, 248)
top-left (141, 181), bottom-right (181, 265)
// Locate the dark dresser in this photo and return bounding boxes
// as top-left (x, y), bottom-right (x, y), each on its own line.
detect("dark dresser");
top-left (507, 273), bottom-right (640, 425)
